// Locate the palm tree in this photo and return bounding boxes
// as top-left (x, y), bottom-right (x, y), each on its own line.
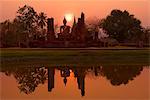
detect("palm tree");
top-left (38, 12), bottom-right (47, 30)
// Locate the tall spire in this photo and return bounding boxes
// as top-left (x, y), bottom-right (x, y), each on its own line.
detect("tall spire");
top-left (71, 16), bottom-right (77, 33)
top-left (81, 12), bottom-right (85, 23)
top-left (73, 16), bottom-right (76, 25)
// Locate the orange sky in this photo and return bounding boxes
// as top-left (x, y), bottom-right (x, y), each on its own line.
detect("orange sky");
top-left (0, 0), bottom-right (150, 27)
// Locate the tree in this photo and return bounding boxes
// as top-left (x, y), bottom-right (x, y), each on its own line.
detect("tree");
top-left (16, 5), bottom-right (38, 47)
top-left (99, 9), bottom-right (143, 43)
top-left (37, 12), bottom-right (47, 39)
top-left (13, 18), bottom-right (27, 47)
top-left (16, 5), bottom-right (38, 31)
top-left (142, 27), bottom-right (150, 44)
top-left (0, 20), bottom-right (10, 47)
top-left (0, 20), bottom-right (18, 47)
top-left (38, 12), bottom-right (47, 30)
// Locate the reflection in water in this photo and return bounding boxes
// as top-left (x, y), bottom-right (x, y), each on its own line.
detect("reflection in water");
top-left (1, 65), bottom-right (148, 96)
top-left (2, 67), bottom-right (47, 94)
top-left (101, 66), bottom-right (143, 86)
top-left (48, 67), bottom-right (55, 92)
top-left (70, 67), bottom-right (86, 96)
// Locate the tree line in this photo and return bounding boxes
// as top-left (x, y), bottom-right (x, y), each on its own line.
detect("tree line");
top-left (0, 5), bottom-right (47, 47)
top-left (1, 65), bottom-right (144, 94)
top-left (0, 5), bottom-right (149, 47)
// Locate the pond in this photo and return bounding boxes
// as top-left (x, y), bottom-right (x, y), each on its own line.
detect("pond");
top-left (0, 65), bottom-right (149, 100)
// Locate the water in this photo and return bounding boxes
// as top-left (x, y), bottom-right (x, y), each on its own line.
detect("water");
top-left (0, 65), bottom-right (150, 100)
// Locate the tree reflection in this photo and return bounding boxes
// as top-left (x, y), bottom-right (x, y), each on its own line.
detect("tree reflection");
top-left (1, 66), bottom-right (47, 94)
top-left (0, 65), bottom-right (147, 96)
top-left (101, 66), bottom-right (143, 86)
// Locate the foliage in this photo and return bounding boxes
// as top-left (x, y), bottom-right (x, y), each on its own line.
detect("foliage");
top-left (0, 5), bottom-right (48, 47)
top-left (38, 12), bottom-right (47, 29)
top-left (99, 9), bottom-right (143, 42)
top-left (16, 5), bottom-right (48, 43)
top-left (16, 5), bottom-right (38, 33)
top-left (141, 27), bottom-right (150, 43)
top-left (0, 20), bottom-right (18, 47)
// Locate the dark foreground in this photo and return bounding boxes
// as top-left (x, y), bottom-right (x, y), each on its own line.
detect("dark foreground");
top-left (1, 48), bottom-right (150, 67)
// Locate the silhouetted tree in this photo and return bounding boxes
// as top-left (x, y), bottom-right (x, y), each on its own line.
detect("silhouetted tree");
top-left (36, 12), bottom-right (47, 39)
top-left (99, 9), bottom-right (143, 43)
top-left (142, 27), bottom-right (150, 44)
top-left (38, 12), bottom-right (47, 30)
top-left (0, 20), bottom-right (10, 47)
top-left (0, 20), bottom-right (18, 47)
top-left (16, 5), bottom-right (38, 47)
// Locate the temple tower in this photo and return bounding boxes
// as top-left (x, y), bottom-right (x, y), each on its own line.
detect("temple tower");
top-left (76, 12), bottom-right (87, 42)
top-left (81, 12), bottom-right (85, 24)
top-left (47, 18), bottom-right (55, 41)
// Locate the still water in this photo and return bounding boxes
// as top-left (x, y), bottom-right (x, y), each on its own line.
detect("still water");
top-left (0, 65), bottom-right (150, 100)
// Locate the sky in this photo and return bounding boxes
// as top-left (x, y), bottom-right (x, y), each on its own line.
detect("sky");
top-left (0, 0), bottom-right (150, 27)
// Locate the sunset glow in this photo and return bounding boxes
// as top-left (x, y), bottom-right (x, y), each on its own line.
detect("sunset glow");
top-left (0, 0), bottom-right (150, 100)
top-left (65, 13), bottom-right (74, 22)
top-left (0, 0), bottom-right (149, 26)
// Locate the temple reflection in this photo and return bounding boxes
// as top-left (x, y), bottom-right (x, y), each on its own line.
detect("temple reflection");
top-left (48, 67), bottom-right (55, 92)
top-left (72, 67), bottom-right (86, 96)
top-left (60, 67), bottom-right (70, 86)
top-left (1, 65), bottom-right (148, 96)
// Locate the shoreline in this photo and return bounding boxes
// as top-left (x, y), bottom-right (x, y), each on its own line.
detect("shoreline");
top-left (1, 48), bottom-right (149, 67)
top-left (1, 47), bottom-right (150, 50)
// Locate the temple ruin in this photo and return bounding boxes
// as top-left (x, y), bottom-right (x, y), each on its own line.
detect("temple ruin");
top-left (30, 12), bottom-right (105, 48)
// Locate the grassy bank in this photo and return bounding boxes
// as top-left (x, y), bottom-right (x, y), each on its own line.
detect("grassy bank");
top-left (0, 48), bottom-right (150, 67)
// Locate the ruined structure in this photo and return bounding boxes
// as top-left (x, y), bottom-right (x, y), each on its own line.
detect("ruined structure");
top-left (30, 12), bottom-right (103, 48)
top-left (47, 18), bottom-right (55, 41)
top-left (71, 12), bottom-right (87, 41)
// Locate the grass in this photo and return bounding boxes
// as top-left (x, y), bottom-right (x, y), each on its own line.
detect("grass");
top-left (0, 48), bottom-right (150, 67)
